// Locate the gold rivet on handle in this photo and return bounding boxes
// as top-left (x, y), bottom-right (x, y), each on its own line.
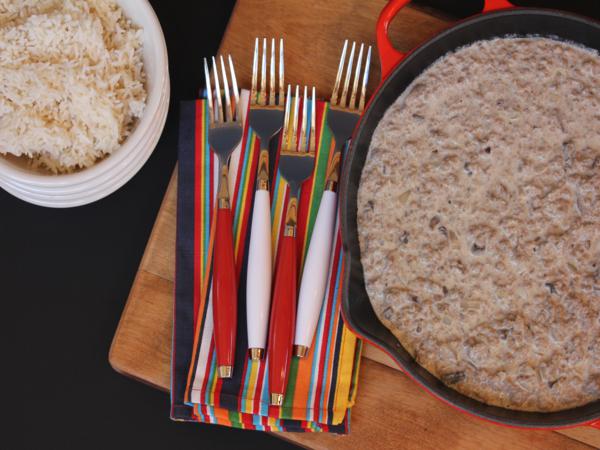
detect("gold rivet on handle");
top-left (249, 348), bottom-right (264, 361)
top-left (293, 345), bottom-right (309, 358)
top-left (270, 393), bottom-right (284, 406)
top-left (217, 365), bottom-right (233, 378)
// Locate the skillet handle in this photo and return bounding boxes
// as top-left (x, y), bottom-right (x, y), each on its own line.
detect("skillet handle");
top-left (589, 420), bottom-right (600, 429)
top-left (376, 0), bottom-right (410, 80)
top-left (483, 0), bottom-right (515, 12)
top-left (376, 0), bottom-right (515, 80)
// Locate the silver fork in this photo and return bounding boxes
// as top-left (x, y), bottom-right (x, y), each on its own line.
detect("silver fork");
top-left (326, 40), bottom-right (372, 190)
top-left (249, 38), bottom-right (285, 184)
top-left (267, 85), bottom-right (316, 406)
top-left (204, 55), bottom-right (243, 379)
top-left (246, 38), bottom-right (285, 361)
top-left (294, 41), bottom-right (372, 358)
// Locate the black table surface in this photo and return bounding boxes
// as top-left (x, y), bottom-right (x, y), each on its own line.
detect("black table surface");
top-left (3, 1), bottom-right (296, 449)
top-left (2, 1), bottom-right (598, 449)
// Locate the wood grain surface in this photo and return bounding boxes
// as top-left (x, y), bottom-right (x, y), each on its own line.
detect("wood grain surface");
top-left (109, 1), bottom-right (600, 448)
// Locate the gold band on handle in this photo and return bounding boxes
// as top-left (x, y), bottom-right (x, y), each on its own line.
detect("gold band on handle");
top-left (217, 164), bottom-right (230, 208)
top-left (270, 393), bottom-right (284, 406)
top-left (217, 365), bottom-right (233, 378)
top-left (324, 150), bottom-right (341, 192)
top-left (249, 348), bottom-right (264, 360)
top-left (293, 345), bottom-right (309, 358)
top-left (283, 196), bottom-right (298, 237)
top-left (255, 149), bottom-right (270, 191)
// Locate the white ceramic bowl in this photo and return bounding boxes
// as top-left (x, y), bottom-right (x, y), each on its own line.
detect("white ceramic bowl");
top-left (0, 88), bottom-right (170, 207)
top-left (0, 0), bottom-right (170, 207)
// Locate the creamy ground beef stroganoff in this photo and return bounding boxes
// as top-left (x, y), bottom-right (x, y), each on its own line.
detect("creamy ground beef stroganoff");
top-left (358, 38), bottom-right (600, 412)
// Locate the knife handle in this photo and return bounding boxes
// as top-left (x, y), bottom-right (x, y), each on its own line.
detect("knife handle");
top-left (213, 205), bottom-right (238, 378)
top-left (267, 233), bottom-right (297, 406)
top-left (246, 189), bottom-right (273, 358)
top-left (294, 190), bottom-right (337, 356)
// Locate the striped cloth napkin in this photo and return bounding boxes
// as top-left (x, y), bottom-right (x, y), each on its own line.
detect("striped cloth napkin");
top-left (171, 91), bottom-right (362, 433)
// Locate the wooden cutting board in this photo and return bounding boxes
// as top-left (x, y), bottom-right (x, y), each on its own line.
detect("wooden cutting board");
top-left (109, 1), bottom-right (600, 448)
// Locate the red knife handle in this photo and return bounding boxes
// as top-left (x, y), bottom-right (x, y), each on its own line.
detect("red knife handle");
top-left (212, 205), bottom-right (238, 377)
top-left (267, 234), bottom-right (297, 405)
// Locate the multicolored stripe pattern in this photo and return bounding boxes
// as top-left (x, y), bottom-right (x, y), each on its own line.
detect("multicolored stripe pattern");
top-left (172, 94), bottom-right (361, 432)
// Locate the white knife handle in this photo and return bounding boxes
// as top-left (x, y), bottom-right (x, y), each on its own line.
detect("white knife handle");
top-left (295, 190), bottom-right (338, 350)
top-left (246, 189), bottom-right (273, 351)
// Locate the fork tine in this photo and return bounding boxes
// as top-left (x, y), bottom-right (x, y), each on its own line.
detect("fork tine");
top-left (299, 86), bottom-right (307, 152)
top-left (278, 38), bottom-right (284, 106)
top-left (259, 38), bottom-right (267, 105)
top-left (309, 86), bottom-right (316, 154)
top-left (282, 84), bottom-right (292, 149)
top-left (349, 43), bottom-right (364, 110)
top-left (359, 46), bottom-right (372, 112)
top-left (203, 58), bottom-right (214, 125)
top-left (251, 38), bottom-right (259, 105)
top-left (291, 85), bottom-right (300, 151)
top-left (331, 40), bottom-right (347, 107)
top-left (220, 56), bottom-right (232, 123)
top-left (340, 41), bottom-right (356, 108)
top-left (269, 38), bottom-right (276, 106)
top-left (212, 56), bottom-right (222, 123)
top-left (228, 55), bottom-right (239, 120)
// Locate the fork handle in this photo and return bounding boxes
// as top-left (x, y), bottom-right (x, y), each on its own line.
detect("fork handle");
top-left (294, 190), bottom-right (337, 356)
top-left (246, 188), bottom-right (272, 357)
top-left (213, 203), bottom-right (238, 378)
top-left (267, 233), bottom-right (297, 406)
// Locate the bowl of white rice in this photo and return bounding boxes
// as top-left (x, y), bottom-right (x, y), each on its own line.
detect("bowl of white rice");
top-left (0, 0), bottom-right (169, 207)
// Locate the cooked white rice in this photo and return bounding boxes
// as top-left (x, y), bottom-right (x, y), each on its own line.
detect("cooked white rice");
top-left (0, 0), bottom-right (146, 173)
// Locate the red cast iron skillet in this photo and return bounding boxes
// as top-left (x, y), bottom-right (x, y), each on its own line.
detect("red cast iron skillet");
top-left (340, 0), bottom-right (600, 429)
